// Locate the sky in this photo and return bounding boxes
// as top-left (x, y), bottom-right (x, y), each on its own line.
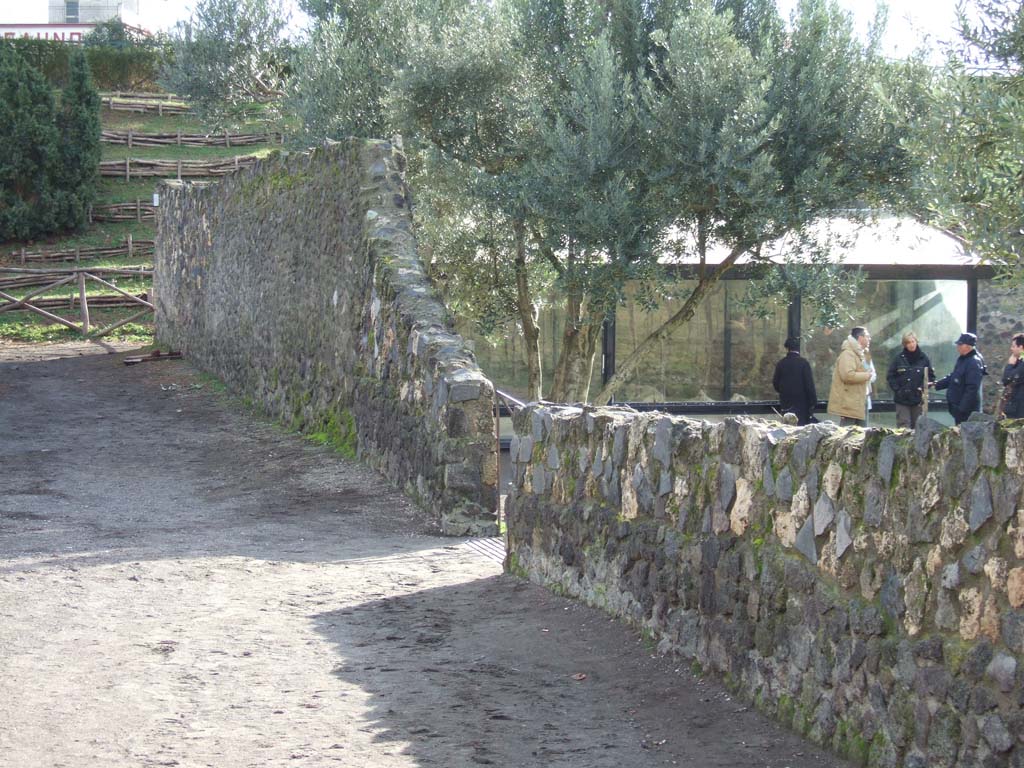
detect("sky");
top-left (3, 0), bottom-right (966, 57)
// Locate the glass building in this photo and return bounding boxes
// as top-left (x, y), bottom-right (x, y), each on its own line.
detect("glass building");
top-left (464, 216), bottom-right (990, 426)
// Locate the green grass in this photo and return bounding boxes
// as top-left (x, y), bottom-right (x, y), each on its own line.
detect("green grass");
top-left (1, 222), bottom-right (155, 260)
top-left (0, 308), bottom-right (153, 344)
top-left (96, 178), bottom-right (163, 204)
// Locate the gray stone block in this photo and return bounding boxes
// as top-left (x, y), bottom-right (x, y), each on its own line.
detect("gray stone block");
top-left (776, 466), bottom-right (793, 502)
top-left (795, 514), bottom-right (817, 563)
top-left (836, 509), bottom-right (853, 558)
top-left (987, 653), bottom-right (1018, 693)
top-left (969, 474), bottom-right (994, 532)
top-left (813, 493), bottom-right (835, 536)
top-left (878, 435), bottom-right (896, 485)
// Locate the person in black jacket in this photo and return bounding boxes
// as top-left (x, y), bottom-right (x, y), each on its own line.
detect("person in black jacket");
top-left (772, 337), bottom-right (817, 425)
top-left (886, 331), bottom-right (935, 428)
top-left (934, 332), bottom-right (988, 425)
top-left (999, 333), bottom-right (1024, 419)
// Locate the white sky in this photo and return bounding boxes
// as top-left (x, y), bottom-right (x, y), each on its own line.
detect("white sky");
top-left (3, 0), bottom-right (965, 56)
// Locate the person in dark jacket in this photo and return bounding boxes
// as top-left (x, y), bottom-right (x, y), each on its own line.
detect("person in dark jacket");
top-left (773, 337), bottom-right (817, 425)
top-left (999, 333), bottom-right (1024, 419)
top-left (934, 332), bottom-right (988, 425)
top-left (886, 331), bottom-right (935, 428)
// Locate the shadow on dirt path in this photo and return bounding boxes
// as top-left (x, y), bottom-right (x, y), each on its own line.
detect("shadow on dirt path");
top-left (0, 346), bottom-right (848, 767)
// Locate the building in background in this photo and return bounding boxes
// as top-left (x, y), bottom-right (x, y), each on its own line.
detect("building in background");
top-left (48, 0), bottom-right (138, 24)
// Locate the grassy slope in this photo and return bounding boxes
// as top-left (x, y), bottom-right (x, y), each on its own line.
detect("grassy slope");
top-left (1, 103), bottom-right (281, 343)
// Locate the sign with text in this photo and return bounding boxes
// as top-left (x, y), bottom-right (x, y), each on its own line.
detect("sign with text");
top-left (0, 24), bottom-right (97, 43)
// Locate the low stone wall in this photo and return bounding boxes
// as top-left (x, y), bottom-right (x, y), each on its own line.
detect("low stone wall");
top-left (154, 139), bottom-right (497, 535)
top-left (508, 407), bottom-right (1024, 766)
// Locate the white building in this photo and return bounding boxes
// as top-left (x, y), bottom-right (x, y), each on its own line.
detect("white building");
top-left (48, 0), bottom-right (139, 24)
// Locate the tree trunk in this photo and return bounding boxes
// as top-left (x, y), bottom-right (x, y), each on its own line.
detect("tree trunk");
top-left (591, 243), bottom-right (747, 405)
top-left (548, 286), bottom-right (606, 403)
top-left (513, 218), bottom-right (542, 401)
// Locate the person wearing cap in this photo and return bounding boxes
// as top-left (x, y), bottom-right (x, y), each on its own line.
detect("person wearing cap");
top-left (772, 337), bottom-right (817, 425)
top-left (827, 327), bottom-right (874, 426)
top-left (934, 332), bottom-right (988, 425)
top-left (886, 331), bottom-right (935, 428)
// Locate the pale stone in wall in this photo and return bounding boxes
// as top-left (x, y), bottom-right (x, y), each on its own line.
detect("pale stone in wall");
top-left (984, 557), bottom-right (1009, 593)
top-left (1008, 567), bottom-right (1024, 609)
top-left (959, 588), bottom-right (983, 641)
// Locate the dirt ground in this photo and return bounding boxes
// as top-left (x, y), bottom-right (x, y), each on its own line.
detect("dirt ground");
top-left (0, 341), bottom-right (849, 768)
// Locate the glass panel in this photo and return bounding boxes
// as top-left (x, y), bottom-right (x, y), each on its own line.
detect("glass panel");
top-left (457, 300), bottom-right (602, 403)
top-left (614, 281), bottom-right (727, 401)
top-left (803, 280), bottom-right (969, 403)
top-left (725, 282), bottom-right (791, 402)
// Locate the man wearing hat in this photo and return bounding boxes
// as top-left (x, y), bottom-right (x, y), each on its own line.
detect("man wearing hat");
top-left (934, 332), bottom-right (988, 425)
top-left (772, 337), bottom-right (817, 425)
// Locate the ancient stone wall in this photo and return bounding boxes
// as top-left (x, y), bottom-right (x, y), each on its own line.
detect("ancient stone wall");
top-left (508, 407), bottom-right (1024, 766)
top-left (154, 139), bottom-right (497, 535)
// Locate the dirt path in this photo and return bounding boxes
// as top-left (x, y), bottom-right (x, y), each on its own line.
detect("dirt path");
top-left (0, 344), bottom-right (847, 768)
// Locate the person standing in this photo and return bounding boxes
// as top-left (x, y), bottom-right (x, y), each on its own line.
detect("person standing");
top-left (934, 332), bottom-right (988, 425)
top-left (886, 331), bottom-right (935, 428)
top-left (772, 337), bottom-right (817, 425)
top-left (827, 327), bottom-right (874, 426)
top-left (999, 333), bottom-right (1024, 419)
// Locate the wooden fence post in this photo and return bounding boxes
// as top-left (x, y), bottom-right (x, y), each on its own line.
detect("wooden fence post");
top-left (136, 198), bottom-right (142, 223)
top-left (225, 129), bottom-right (231, 148)
top-left (128, 128), bottom-right (133, 149)
top-left (158, 102), bottom-right (163, 117)
top-left (88, 203), bottom-right (93, 224)
top-left (78, 271), bottom-right (90, 335)
top-left (177, 159), bottom-right (182, 180)
top-left (20, 247), bottom-right (26, 265)
top-left (125, 156), bottom-right (131, 181)
top-left (177, 128), bottom-right (181, 146)
top-left (128, 233), bottom-right (134, 260)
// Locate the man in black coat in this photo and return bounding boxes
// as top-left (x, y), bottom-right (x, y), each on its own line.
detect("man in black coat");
top-left (934, 332), bottom-right (988, 425)
top-left (773, 337), bottom-right (817, 425)
top-left (885, 331), bottom-right (935, 428)
top-left (999, 333), bottom-right (1024, 418)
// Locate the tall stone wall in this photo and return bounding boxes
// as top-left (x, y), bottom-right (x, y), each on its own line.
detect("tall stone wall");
top-left (508, 407), bottom-right (1024, 767)
top-left (154, 139), bottom-right (497, 535)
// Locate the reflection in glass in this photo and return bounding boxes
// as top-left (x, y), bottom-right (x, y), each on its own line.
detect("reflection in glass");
top-left (803, 280), bottom-right (967, 403)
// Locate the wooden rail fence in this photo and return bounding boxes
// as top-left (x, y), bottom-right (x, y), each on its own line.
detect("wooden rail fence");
top-left (90, 201), bottom-right (156, 223)
top-left (102, 96), bottom-right (190, 115)
top-left (0, 267), bottom-right (154, 339)
top-left (7, 237), bottom-right (154, 265)
top-left (99, 91), bottom-right (179, 101)
top-left (102, 129), bottom-right (284, 147)
top-left (100, 155), bottom-right (262, 179)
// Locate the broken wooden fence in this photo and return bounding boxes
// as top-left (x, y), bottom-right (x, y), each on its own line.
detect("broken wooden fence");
top-left (7, 237), bottom-right (154, 265)
top-left (100, 155), bottom-right (261, 179)
top-left (0, 267), bottom-right (154, 339)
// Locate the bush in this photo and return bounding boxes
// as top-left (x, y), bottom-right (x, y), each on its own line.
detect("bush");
top-left (0, 39), bottom-right (164, 90)
top-left (0, 47), bottom-right (101, 241)
top-left (0, 46), bottom-right (60, 240)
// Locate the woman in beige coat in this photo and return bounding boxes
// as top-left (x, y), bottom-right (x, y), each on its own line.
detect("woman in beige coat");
top-left (827, 327), bottom-right (874, 425)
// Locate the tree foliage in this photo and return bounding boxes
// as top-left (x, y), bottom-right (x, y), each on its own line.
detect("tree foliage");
top-left (909, 0), bottom-right (1024, 276)
top-left (0, 45), bottom-right (59, 241)
top-left (285, 0), bottom-right (927, 403)
top-left (56, 50), bottom-right (102, 232)
top-left (160, 0), bottom-right (291, 119)
top-left (0, 47), bottom-right (100, 242)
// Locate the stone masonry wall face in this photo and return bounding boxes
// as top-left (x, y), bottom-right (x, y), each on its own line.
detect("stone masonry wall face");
top-left (977, 281), bottom-right (1024, 413)
top-left (508, 408), bottom-right (1024, 767)
top-left (154, 139), bottom-right (497, 535)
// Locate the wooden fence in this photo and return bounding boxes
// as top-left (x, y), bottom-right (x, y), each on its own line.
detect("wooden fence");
top-left (0, 267), bottom-right (154, 339)
top-left (99, 155), bottom-right (262, 179)
top-left (90, 201), bottom-right (155, 223)
top-left (7, 237), bottom-right (154, 265)
top-left (98, 91), bottom-right (179, 101)
top-left (102, 129), bottom-right (284, 147)
top-left (101, 96), bottom-right (190, 115)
